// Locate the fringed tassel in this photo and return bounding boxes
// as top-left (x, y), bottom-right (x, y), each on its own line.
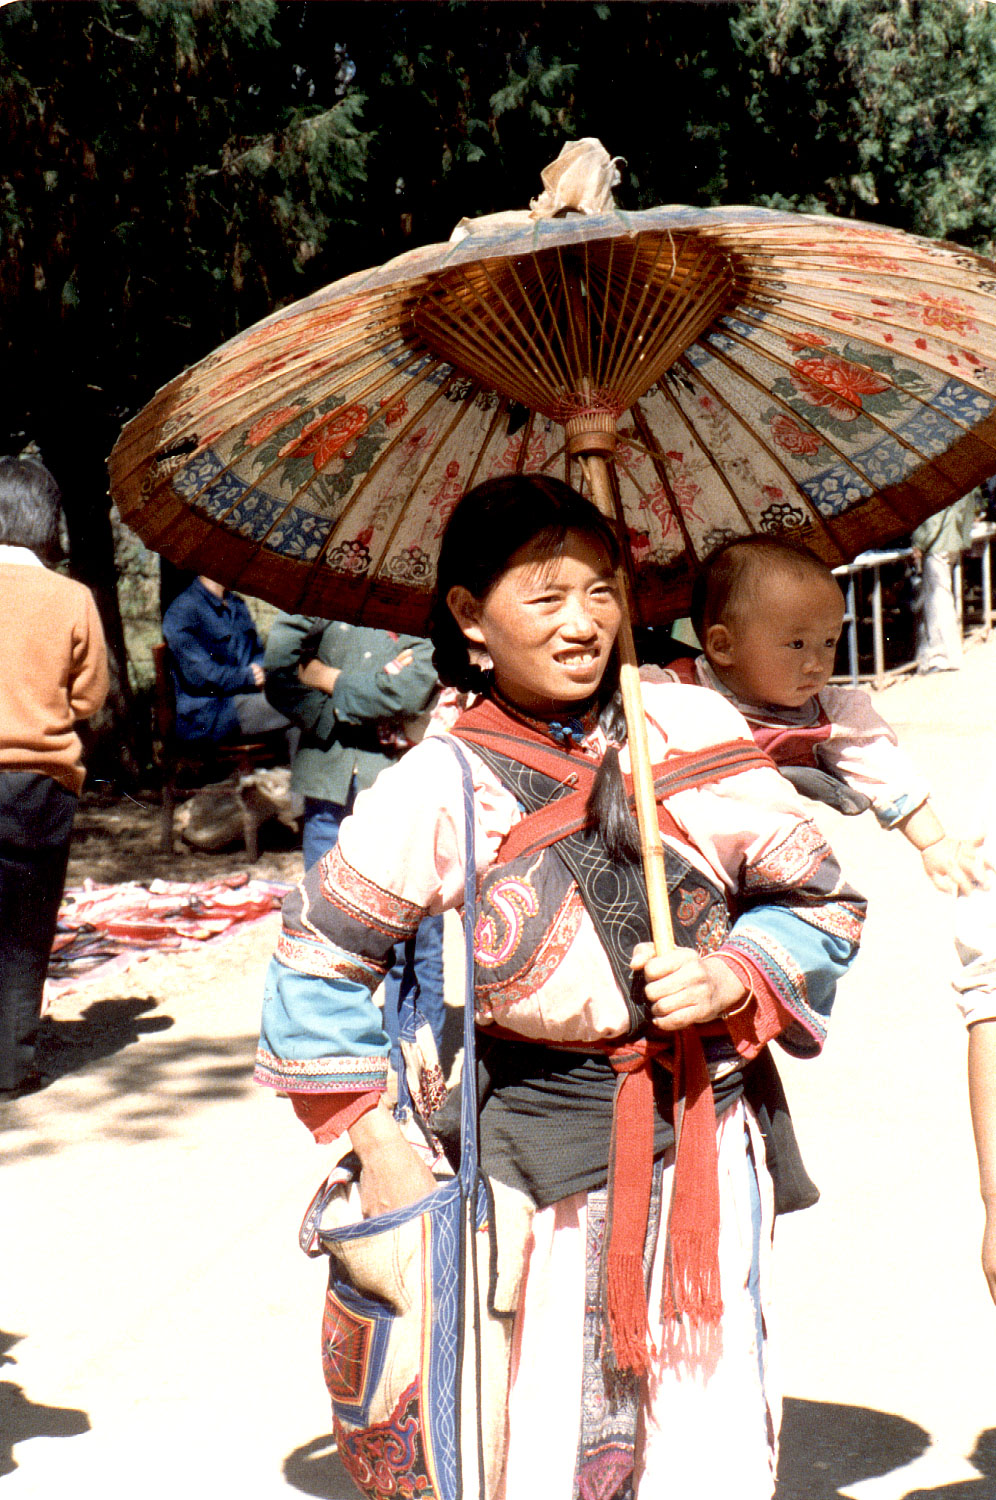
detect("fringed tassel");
top-left (661, 1226), bottom-right (722, 1320)
top-left (600, 1030), bottom-right (727, 1379)
top-left (657, 1030), bottom-right (724, 1374)
top-left (602, 1040), bottom-right (660, 1376)
top-left (605, 1248), bottom-right (654, 1376)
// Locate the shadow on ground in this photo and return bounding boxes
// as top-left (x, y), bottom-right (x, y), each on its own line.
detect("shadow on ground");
top-left (281, 1396), bottom-right (947, 1500)
top-left (36, 998), bottom-right (174, 1080)
top-left (776, 1397), bottom-right (930, 1497)
top-left (284, 1434), bottom-right (357, 1499)
top-left (0, 1020), bottom-right (259, 1157)
top-left (903, 1430), bottom-right (996, 1497)
top-left (0, 1331), bottom-right (90, 1478)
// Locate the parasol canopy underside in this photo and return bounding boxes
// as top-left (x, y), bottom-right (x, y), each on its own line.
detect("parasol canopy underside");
top-left (109, 203), bottom-right (996, 631)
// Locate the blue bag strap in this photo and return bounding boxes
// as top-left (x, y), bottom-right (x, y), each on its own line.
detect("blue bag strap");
top-left (440, 734), bottom-right (480, 1195)
top-left (390, 950), bottom-right (414, 1117)
top-left (388, 734), bottom-right (478, 1188)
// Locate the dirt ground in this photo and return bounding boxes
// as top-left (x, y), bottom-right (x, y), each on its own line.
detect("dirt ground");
top-left (66, 788), bottom-right (303, 887)
top-left (36, 790), bottom-right (304, 1089)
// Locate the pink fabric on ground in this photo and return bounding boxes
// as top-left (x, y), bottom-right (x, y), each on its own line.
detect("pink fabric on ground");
top-left (46, 875), bottom-right (289, 998)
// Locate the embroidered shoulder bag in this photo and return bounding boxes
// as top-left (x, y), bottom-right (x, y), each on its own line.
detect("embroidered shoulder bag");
top-left (297, 737), bottom-right (509, 1500)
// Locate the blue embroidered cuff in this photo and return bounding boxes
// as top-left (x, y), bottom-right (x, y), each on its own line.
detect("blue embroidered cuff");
top-left (254, 1048), bottom-right (389, 1094)
top-left (257, 956), bottom-right (391, 1086)
top-left (724, 906), bottom-right (857, 1058)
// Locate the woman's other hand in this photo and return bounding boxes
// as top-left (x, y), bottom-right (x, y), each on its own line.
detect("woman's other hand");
top-left (348, 1101), bottom-right (438, 1219)
top-left (631, 942), bottom-right (748, 1032)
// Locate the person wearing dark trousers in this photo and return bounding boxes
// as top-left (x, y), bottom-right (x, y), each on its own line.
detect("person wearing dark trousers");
top-left (0, 455), bottom-right (109, 1094)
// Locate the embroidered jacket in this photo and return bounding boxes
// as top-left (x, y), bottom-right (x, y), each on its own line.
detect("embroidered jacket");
top-left (255, 679), bottom-right (865, 1140)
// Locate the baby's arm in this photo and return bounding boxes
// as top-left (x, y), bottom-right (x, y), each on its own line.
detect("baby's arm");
top-left (895, 802), bottom-right (987, 896)
top-left (969, 1020), bottom-right (996, 1305)
top-left (818, 687), bottom-right (987, 893)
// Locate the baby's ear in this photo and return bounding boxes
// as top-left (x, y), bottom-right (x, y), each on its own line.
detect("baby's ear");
top-left (704, 623), bottom-right (734, 666)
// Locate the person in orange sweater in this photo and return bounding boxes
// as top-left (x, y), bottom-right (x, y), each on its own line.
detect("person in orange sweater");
top-left (0, 455), bottom-right (109, 1094)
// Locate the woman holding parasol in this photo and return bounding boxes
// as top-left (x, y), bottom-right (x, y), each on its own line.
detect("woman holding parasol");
top-left (256, 471), bottom-right (865, 1499)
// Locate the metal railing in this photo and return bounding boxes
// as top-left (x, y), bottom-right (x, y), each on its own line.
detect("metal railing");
top-left (832, 522), bottom-right (996, 690)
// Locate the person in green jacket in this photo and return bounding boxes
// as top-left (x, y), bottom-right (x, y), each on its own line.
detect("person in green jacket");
top-left (263, 616), bottom-right (444, 1067)
top-left (264, 616), bottom-right (438, 862)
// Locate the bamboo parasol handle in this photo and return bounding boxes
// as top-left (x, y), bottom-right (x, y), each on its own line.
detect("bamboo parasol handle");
top-left (584, 453), bottom-right (675, 955)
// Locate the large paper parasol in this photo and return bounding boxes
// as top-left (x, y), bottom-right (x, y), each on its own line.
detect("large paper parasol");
top-left (109, 140), bottom-right (996, 943)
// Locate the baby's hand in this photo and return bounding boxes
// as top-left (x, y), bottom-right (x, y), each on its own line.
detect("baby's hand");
top-left (921, 835), bottom-right (990, 896)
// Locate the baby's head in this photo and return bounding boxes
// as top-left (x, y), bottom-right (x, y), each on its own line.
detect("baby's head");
top-left (691, 535), bottom-right (845, 710)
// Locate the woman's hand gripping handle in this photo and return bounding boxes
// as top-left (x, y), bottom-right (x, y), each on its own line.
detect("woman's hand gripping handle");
top-left (631, 942), bottom-right (749, 1032)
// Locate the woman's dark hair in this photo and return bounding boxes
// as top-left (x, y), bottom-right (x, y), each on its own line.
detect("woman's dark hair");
top-left (432, 474), bottom-right (640, 859)
top-left (0, 456), bottom-right (62, 560)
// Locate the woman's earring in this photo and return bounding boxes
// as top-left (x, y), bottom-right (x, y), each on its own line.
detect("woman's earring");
top-left (467, 646), bottom-right (493, 673)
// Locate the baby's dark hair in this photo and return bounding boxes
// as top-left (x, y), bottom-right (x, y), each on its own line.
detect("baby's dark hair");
top-left (432, 474), bottom-right (640, 860)
top-left (691, 533), bottom-right (840, 646)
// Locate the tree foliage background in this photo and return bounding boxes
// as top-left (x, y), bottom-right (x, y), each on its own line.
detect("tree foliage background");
top-left (4, 0), bottom-right (996, 772)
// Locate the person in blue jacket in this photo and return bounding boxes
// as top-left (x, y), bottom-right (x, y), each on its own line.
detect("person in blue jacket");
top-left (162, 575), bottom-right (289, 742)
